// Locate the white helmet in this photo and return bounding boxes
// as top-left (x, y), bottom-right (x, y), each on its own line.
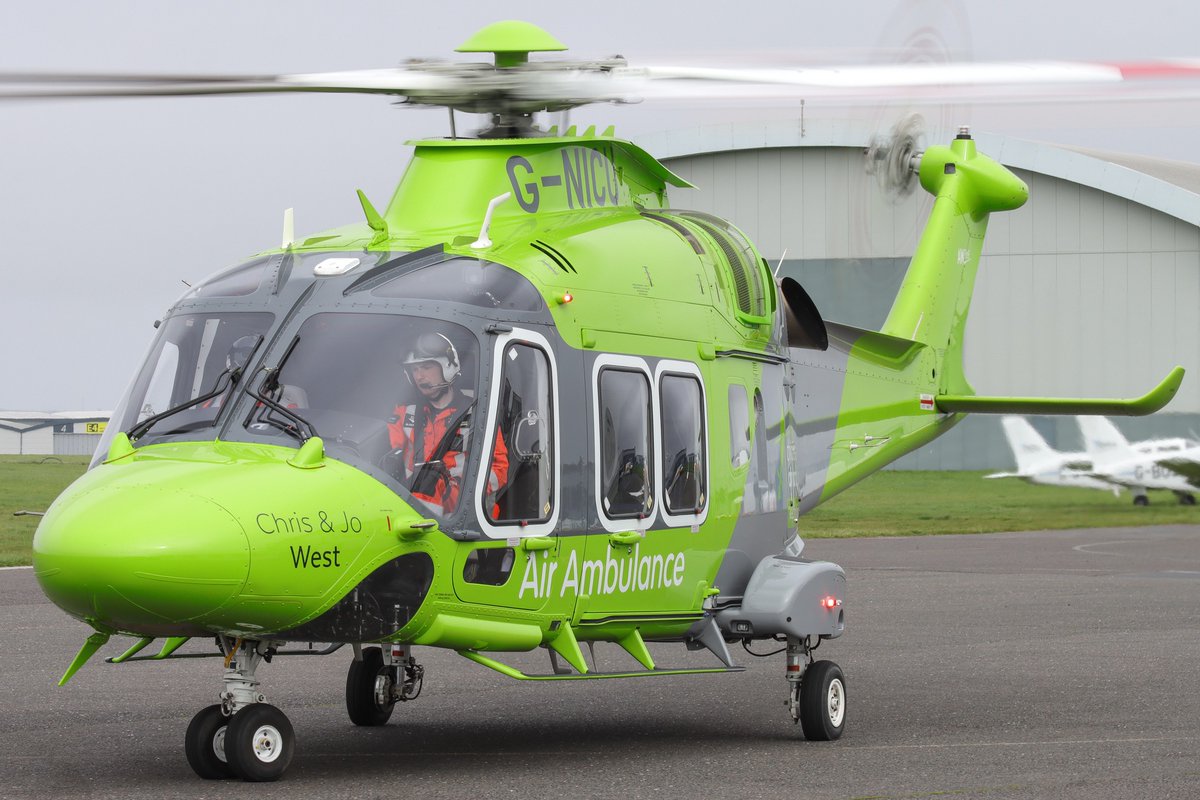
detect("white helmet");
top-left (403, 332), bottom-right (460, 385)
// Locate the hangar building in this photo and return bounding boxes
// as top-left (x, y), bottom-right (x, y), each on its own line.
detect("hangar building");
top-left (645, 121), bottom-right (1200, 469)
top-left (0, 412), bottom-right (112, 456)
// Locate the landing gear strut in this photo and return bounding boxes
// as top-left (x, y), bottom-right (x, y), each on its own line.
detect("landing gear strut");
top-left (785, 636), bottom-right (845, 741)
top-left (346, 644), bottom-right (423, 726)
top-left (185, 639), bottom-right (294, 782)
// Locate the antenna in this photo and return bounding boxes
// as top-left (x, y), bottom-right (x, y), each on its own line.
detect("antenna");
top-left (471, 192), bottom-right (512, 249)
top-left (281, 208), bottom-right (295, 249)
top-left (774, 248), bottom-right (788, 278)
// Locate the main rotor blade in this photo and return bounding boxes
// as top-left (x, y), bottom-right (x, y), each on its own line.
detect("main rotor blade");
top-left (612, 59), bottom-right (1200, 105)
top-left (5, 58), bottom-right (1200, 109)
top-left (0, 68), bottom-right (464, 99)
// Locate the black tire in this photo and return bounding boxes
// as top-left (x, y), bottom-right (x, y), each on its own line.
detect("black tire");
top-left (1178, 493), bottom-right (1195, 506)
top-left (346, 646), bottom-right (396, 726)
top-left (224, 704), bottom-right (294, 782)
top-left (1134, 495), bottom-right (1150, 507)
top-left (799, 660), bottom-right (846, 741)
top-left (184, 705), bottom-right (234, 780)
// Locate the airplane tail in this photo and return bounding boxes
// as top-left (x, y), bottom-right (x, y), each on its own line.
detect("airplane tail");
top-left (1077, 415), bottom-right (1134, 468)
top-left (998, 416), bottom-right (1057, 474)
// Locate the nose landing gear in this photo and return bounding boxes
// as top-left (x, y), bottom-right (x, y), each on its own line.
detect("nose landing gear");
top-left (184, 639), bottom-right (295, 782)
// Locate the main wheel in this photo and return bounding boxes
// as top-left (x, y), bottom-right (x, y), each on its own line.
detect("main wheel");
top-left (346, 646), bottom-right (396, 726)
top-left (224, 704), bottom-right (294, 782)
top-left (1178, 493), bottom-right (1196, 506)
top-left (184, 705), bottom-right (234, 780)
top-left (1134, 495), bottom-right (1150, 506)
top-left (799, 660), bottom-right (846, 741)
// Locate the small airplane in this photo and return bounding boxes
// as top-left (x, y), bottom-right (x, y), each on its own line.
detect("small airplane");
top-left (1077, 416), bottom-right (1200, 505)
top-left (985, 416), bottom-right (1120, 494)
top-left (11, 22), bottom-right (1191, 782)
top-left (987, 415), bottom-right (1200, 505)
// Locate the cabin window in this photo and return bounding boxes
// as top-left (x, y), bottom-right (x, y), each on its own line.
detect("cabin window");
top-left (487, 342), bottom-right (554, 525)
top-left (660, 374), bottom-right (707, 515)
top-left (598, 368), bottom-right (654, 520)
top-left (462, 547), bottom-right (516, 586)
top-left (729, 384), bottom-right (751, 468)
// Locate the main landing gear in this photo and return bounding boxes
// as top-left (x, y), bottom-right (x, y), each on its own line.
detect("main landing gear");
top-left (1174, 491), bottom-right (1196, 506)
top-left (183, 640), bottom-right (426, 781)
top-left (785, 636), bottom-right (845, 740)
top-left (345, 644), bottom-right (424, 726)
top-left (184, 639), bottom-right (294, 782)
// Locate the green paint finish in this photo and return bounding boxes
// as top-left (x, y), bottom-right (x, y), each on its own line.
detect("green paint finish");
top-left (822, 137), bottom-right (1030, 503)
top-left (937, 366), bottom-right (1185, 416)
top-left (35, 441), bottom-right (427, 637)
top-left (456, 21), bottom-right (567, 58)
top-left (459, 649), bottom-right (741, 681)
top-left (33, 124), bottom-right (1186, 689)
top-left (58, 631), bottom-right (110, 686)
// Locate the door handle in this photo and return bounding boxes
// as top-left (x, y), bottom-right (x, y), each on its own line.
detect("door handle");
top-left (608, 531), bottom-right (644, 546)
top-left (521, 537), bottom-right (555, 552)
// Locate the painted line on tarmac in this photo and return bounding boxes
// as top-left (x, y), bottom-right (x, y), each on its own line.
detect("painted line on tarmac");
top-left (0, 565), bottom-right (32, 571)
top-left (1072, 540), bottom-right (1139, 556)
top-left (847, 735), bottom-right (1197, 751)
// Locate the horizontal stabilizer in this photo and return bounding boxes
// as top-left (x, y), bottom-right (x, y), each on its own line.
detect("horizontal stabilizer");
top-left (937, 367), bottom-right (1184, 417)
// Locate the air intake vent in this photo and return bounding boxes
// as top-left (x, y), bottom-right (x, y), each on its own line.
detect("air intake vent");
top-left (676, 211), bottom-right (768, 322)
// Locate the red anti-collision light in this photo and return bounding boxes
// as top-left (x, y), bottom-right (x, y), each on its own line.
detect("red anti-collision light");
top-left (821, 595), bottom-right (841, 610)
top-left (557, 292), bottom-right (574, 305)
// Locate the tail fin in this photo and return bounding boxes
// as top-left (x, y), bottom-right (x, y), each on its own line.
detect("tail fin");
top-left (1077, 416), bottom-right (1134, 468)
top-left (877, 131), bottom-right (1184, 418)
top-left (879, 131), bottom-right (1027, 397)
top-left (999, 416), bottom-right (1057, 473)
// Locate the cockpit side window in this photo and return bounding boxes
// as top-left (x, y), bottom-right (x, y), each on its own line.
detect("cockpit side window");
top-left (486, 342), bottom-right (554, 525)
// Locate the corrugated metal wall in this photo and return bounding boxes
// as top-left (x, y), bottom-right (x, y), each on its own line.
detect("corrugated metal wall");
top-left (664, 147), bottom-right (1200, 469)
top-left (53, 433), bottom-right (102, 457)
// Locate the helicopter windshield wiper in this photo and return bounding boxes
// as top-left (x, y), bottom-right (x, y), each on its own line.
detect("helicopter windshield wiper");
top-left (244, 335), bottom-right (317, 444)
top-left (127, 334), bottom-right (264, 442)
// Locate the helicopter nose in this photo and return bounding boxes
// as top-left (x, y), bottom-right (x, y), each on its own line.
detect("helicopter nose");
top-left (33, 482), bottom-right (250, 633)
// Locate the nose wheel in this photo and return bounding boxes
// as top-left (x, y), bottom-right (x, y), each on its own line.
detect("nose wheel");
top-left (184, 705), bottom-right (233, 780)
top-left (223, 704), bottom-right (295, 782)
top-left (185, 639), bottom-right (296, 782)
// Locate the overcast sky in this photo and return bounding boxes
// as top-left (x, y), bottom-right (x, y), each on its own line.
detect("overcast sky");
top-left (3, 0), bottom-right (1200, 410)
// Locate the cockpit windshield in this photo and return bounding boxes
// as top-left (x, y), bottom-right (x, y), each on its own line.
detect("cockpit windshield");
top-left (236, 313), bottom-right (484, 518)
top-left (92, 311), bottom-right (275, 465)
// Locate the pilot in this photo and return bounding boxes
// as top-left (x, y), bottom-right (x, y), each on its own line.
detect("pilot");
top-left (386, 332), bottom-right (509, 515)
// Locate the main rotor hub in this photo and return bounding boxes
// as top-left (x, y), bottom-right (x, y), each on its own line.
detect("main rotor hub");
top-left (455, 20), bottom-right (567, 68)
